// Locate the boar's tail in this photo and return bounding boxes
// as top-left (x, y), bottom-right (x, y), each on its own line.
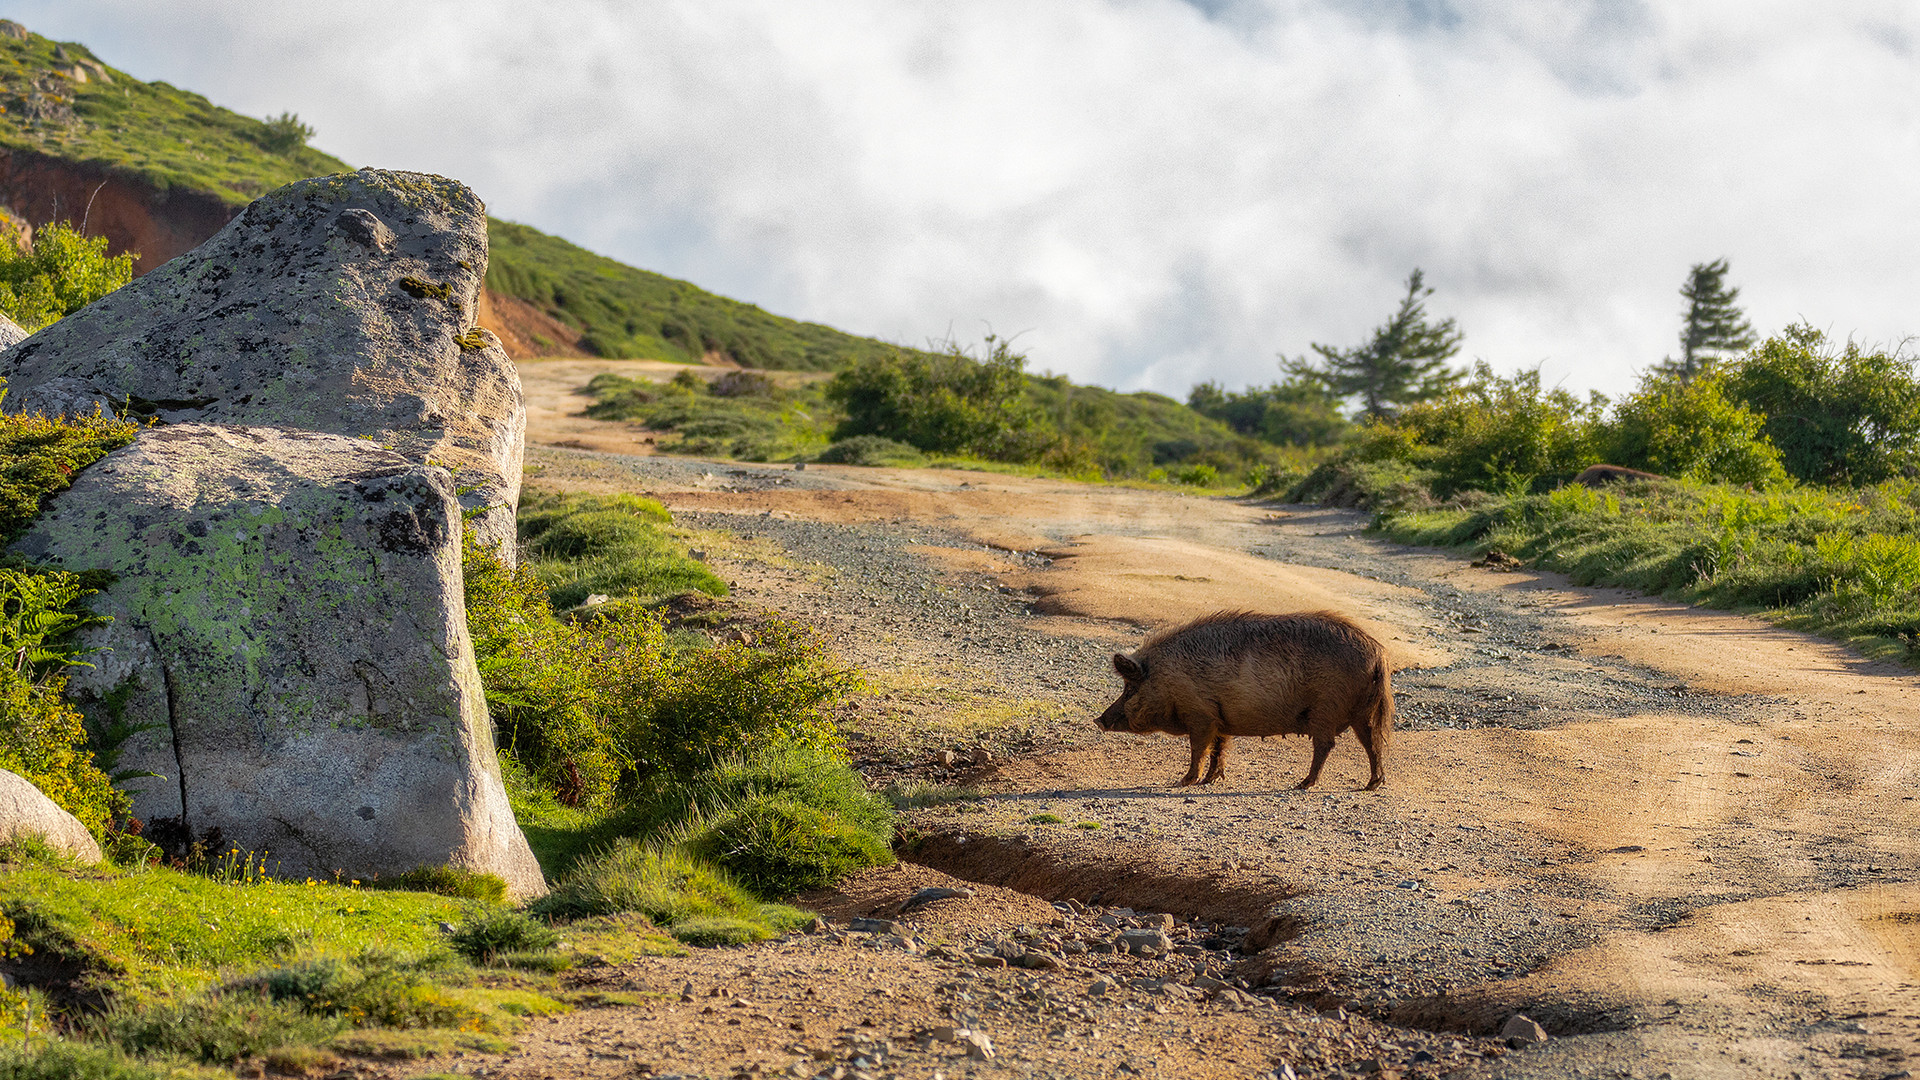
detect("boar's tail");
top-left (1363, 653), bottom-right (1395, 752)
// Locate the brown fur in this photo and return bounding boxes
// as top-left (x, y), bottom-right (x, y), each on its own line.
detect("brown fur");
top-left (1095, 610), bottom-right (1394, 791)
top-left (1571, 464), bottom-right (1665, 487)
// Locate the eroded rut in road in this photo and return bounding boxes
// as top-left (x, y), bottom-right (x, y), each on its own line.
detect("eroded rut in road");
top-left (506, 438), bottom-right (1920, 1079)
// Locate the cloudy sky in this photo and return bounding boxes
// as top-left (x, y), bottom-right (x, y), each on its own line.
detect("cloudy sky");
top-left (16, 1), bottom-right (1919, 398)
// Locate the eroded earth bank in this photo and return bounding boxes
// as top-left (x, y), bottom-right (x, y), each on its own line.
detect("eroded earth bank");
top-left (387, 362), bottom-right (1920, 1080)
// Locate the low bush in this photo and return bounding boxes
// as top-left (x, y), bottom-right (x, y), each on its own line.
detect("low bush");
top-left (445, 908), bottom-right (559, 965)
top-left (813, 435), bottom-right (927, 467)
top-left (518, 490), bottom-right (725, 609)
top-left (0, 568), bottom-right (123, 836)
top-left (0, 223), bottom-right (136, 333)
top-left (530, 841), bottom-right (808, 944)
top-left (467, 531), bottom-right (858, 807)
top-left (1722, 324), bottom-right (1920, 487)
top-left (581, 371), bottom-right (831, 462)
top-left (1606, 371), bottom-right (1785, 485)
top-left (87, 994), bottom-right (343, 1066)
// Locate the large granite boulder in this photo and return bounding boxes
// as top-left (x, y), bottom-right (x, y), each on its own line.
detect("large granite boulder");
top-left (13, 424), bottom-right (545, 896)
top-left (0, 169), bottom-right (524, 553)
top-left (0, 767), bottom-right (102, 863)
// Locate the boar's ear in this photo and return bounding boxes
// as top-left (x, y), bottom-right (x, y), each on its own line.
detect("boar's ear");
top-left (1112, 653), bottom-right (1144, 680)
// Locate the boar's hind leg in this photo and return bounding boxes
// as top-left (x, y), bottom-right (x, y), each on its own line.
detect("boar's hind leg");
top-left (1202, 735), bottom-right (1232, 784)
top-left (1295, 739), bottom-right (1336, 790)
top-left (1354, 718), bottom-right (1386, 790)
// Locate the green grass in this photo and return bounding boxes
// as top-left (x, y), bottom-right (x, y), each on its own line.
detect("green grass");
top-left (1, 30), bottom-right (348, 202)
top-left (0, 1040), bottom-right (227, 1079)
top-left (529, 841), bottom-right (811, 946)
top-left (487, 219), bottom-right (924, 368)
top-left (0, 860), bottom-right (463, 1000)
top-left (1375, 478), bottom-right (1920, 663)
top-left (518, 488), bottom-right (727, 608)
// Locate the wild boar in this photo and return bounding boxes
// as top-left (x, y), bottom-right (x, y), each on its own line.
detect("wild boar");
top-left (1094, 610), bottom-right (1394, 791)
top-left (1571, 464), bottom-right (1664, 487)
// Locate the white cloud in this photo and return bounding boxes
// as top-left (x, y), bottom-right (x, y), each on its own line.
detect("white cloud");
top-left (16, 0), bottom-right (1920, 398)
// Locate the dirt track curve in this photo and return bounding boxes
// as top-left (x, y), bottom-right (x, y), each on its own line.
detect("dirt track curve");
top-left (387, 361), bottom-right (1920, 1080)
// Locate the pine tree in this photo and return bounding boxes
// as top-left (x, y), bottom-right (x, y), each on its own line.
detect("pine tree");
top-left (1293, 269), bottom-right (1464, 419)
top-left (1660, 258), bottom-right (1756, 382)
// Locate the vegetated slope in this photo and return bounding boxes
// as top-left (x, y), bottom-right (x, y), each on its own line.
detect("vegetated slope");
top-left (485, 219), bottom-right (924, 369)
top-left (0, 22), bottom-right (349, 203)
top-left (0, 20), bottom-right (920, 370)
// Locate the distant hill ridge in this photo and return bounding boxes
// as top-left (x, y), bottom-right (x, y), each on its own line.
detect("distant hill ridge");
top-left (0, 19), bottom-right (908, 369)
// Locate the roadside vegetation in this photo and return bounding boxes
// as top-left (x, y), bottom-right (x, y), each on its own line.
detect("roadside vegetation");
top-left (583, 336), bottom-right (1290, 487)
top-left (0, 423), bottom-right (889, 1071)
top-left (1261, 286), bottom-right (1920, 662)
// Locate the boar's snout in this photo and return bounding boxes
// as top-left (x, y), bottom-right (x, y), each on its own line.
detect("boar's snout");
top-left (1095, 697), bottom-right (1129, 731)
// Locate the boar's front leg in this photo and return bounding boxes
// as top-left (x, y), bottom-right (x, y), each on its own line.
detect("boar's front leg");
top-left (1179, 731), bottom-right (1210, 786)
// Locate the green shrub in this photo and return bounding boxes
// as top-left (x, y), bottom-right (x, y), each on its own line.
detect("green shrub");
top-left (813, 435), bottom-right (928, 467)
top-left (0, 223), bottom-right (136, 332)
top-left (256, 111), bottom-right (314, 154)
top-left (446, 908), bottom-right (559, 965)
top-left (617, 621), bottom-right (860, 781)
top-left (463, 531), bottom-right (621, 808)
top-left (624, 744), bottom-right (891, 840)
top-left (0, 406), bottom-right (140, 540)
top-left (1287, 457), bottom-right (1438, 511)
top-left (1188, 374), bottom-right (1350, 447)
top-left (465, 531), bottom-right (858, 805)
top-left (1392, 363), bottom-right (1608, 495)
top-left (0, 568), bottom-right (123, 835)
top-left (1606, 371), bottom-right (1786, 486)
top-left (1723, 324), bottom-right (1920, 487)
top-left (827, 336), bottom-right (1039, 457)
top-left (685, 795), bottom-right (892, 897)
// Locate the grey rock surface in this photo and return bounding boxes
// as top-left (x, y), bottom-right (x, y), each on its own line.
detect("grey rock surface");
top-left (15, 424), bottom-right (545, 896)
top-left (0, 311), bottom-right (25, 352)
top-left (0, 767), bottom-right (102, 863)
top-left (0, 169), bottom-right (525, 554)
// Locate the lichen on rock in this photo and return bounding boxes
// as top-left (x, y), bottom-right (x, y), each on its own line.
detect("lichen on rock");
top-left (0, 167), bottom-right (525, 555)
top-left (17, 424), bottom-right (543, 895)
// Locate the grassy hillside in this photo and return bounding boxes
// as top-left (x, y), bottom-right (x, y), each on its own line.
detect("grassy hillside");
top-left (1, 21), bottom-right (916, 370)
top-left (0, 23), bottom-right (349, 200)
top-left (484, 220), bottom-right (922, 369)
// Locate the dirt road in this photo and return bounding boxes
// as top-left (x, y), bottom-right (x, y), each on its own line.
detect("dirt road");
top-left (425, 363), bottom-right (1920, 1080)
